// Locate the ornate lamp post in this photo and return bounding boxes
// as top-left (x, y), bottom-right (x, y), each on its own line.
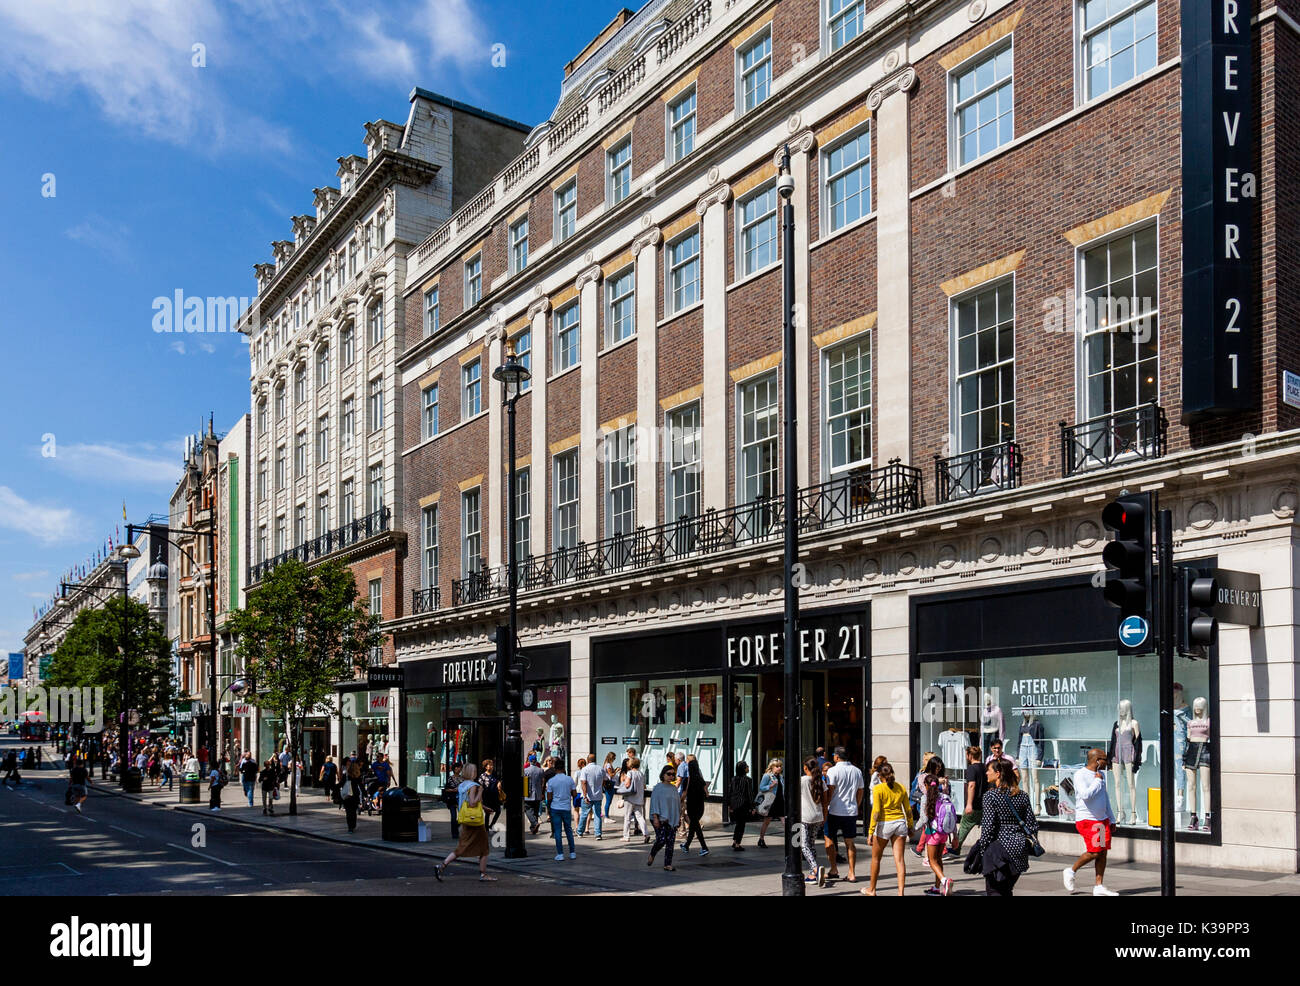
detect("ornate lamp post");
top-left (493, 339), bottom-right (532, 859)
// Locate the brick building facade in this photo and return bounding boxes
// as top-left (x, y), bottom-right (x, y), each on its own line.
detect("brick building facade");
top-left (379, 0), bottom-right (1291, 868)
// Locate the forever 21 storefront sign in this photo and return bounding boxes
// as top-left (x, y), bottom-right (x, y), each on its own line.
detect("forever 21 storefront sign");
top-left (726, 610), bottom-right (867, 669)
top-left (1181, 0), bottom-right (1258, 420)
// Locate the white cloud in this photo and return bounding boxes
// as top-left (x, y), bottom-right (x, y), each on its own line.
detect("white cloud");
top-left (0, 487), bottom-right (79, 544)
top-left (421, 0), bottom-right (489, 70)
top-left (49, 442), bottom-right (182, 487)
top-left (0, 0), bottom-right (292, 154)
top-left (65, 215), bottom-right (130, 262)
top-left (170, 340), bottom-right (187, 355)
top-left (11, 570), bottom-right (49, 582)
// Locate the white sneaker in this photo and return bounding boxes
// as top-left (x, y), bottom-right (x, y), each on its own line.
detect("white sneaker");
top-left (1093, 884), bottom-right (1119, 896)
top-left (554, 853), bottom-right (564, 861)
top-left (1062, 867), bottom-right (1076, 893)
top-left (568, 852), bottom-right (576, 859)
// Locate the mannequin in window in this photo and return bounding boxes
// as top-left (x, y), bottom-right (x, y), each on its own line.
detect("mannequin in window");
top-left (1172, 683), bottom-right (1189, 810)
top-left (1183, 697), bottom-right (1211, 830)
top-left (425, 721), bottom-right (437, 775)
top-left (1017, 712), bottom-right (1046, 811)
top-left (1107, 700), bottom-right (1142, 825)
top-left (980, 694), bottom-right (1004, 757)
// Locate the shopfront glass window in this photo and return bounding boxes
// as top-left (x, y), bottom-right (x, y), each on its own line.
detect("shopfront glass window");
top-left (339, 689), bottom-right (392, 765)
top-left (916, 650), bottom-right (1212, 831)
top-left (404, 692), bottom-right (446, 796)
top-left (595, 676), bottom-right (725, 796)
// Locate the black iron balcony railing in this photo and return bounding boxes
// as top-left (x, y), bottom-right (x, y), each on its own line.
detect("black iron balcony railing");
top-left (411, 586), bottom-right (441, 615)
top-left (446, 460), bottom-right (925, 609)
top-left (934, 441), bottom-right (1023, 504)
top-left (247, 506), bottom-right (390, 584)
top-left (1060, 402), bottom-right (1167, 477)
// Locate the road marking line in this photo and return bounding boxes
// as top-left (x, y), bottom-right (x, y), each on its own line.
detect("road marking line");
top-left (56, 862), bottom-right (82, 876)
top-left (110, 825), bottom-right (146, 838)
top-left (165, 843), bottom-right (238, 867)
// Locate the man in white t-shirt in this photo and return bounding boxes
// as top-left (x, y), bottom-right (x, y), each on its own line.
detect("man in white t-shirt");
top-left (1064, 748), bottom-right (1119, 896)
top-left (823, 747), bottom-right (865, 882)
top-left (577, 754), bottom-right (605, 839)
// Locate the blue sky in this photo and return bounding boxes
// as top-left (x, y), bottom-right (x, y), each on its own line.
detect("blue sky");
top-left (0, 0), bottom-right (624, 655)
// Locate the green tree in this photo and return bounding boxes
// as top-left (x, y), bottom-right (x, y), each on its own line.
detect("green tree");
top-left (45, 595), bottom-right (175, 733)
top-left (227, 558), bottom-right (382, 815)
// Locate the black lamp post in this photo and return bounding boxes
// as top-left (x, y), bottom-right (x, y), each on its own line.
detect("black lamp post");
top-left (493, 338), bottom-right (531, 859)
top-left (777, 145), bottom-right (804, 897)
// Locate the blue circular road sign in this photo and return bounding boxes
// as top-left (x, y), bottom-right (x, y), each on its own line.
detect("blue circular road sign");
top-left (1118, 615), bottom-right (1150, 648)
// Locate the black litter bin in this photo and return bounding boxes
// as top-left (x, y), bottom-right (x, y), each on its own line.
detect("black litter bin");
top-left (122, 766), bottom-right (143, 794)
top-left (381, 786), bottom-right (420, 842)
top-left (179, 774), bottom-right (202, 804)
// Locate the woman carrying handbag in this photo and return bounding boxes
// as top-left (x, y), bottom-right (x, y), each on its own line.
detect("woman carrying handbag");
top-left (972, 759), bottom-right (1040, 896)
top-left (435, 762), bottom-right (496, 883)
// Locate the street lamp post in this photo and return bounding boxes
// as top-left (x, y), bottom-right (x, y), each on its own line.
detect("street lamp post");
top-left (493, 339), bottom-right (532, 859)
top-left (777, 145), bottom-right (804, 897)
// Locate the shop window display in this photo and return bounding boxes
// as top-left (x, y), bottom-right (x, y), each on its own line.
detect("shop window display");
top-left (339, 690), bottom-right (392, 765)
top-left (404, 692), bottom-right (446, 795)
top-left (917, 650), bottom-right (1212, 833)
top-left (595, 677), bottom-right (725, 795)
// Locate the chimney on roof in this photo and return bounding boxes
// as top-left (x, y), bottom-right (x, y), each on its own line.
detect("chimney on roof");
top-left (564, 8), bottom-right (635, 78)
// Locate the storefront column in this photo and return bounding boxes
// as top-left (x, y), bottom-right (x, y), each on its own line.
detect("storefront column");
top-left (577, 265), bottom-right (603, 544)
top-left (1209, 533), bottom-right (1297, 871)
top-left (388, 686), bottom-right (402, 782)
top-left (696, 182), bottom-right (732, 511)
top-left (868, 67), bottom-right (917, 464)
top-left (570, 632), bottom-right (592, 761)
top-left (526, 297), bottom-right (551, 558)
top-left (870, 589), bottom-right (911, 776)
top-left (633, 225), bottom-right (661, 528)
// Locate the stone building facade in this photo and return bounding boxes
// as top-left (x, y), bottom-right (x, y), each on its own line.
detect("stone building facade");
top-left (236, 90), bottom-right (529, 767)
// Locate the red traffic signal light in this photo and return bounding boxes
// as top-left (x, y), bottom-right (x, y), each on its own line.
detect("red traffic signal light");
top-left (1100, 492), bottom-right (1154, 653)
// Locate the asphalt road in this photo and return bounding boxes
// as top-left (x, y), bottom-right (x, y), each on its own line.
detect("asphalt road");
top-left (0, 756), bottom-right (574, 897)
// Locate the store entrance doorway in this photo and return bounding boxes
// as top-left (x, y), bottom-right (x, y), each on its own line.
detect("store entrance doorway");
top-left (736, 668), bottom-right (866, 781)
top-left (444, 717), bottom-right (505, 787)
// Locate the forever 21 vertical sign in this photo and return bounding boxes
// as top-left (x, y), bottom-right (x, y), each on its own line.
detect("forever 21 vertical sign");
top-left (1181, 1), bottom-right (1257, 421)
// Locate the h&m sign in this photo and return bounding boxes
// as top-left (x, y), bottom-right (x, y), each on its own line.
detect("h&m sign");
top-left (1181, 1), bottom-right (1258, 421)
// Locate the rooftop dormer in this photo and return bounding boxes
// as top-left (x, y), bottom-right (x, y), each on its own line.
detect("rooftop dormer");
top-left (363, 120), bottom-right (405, 161)
top-left (313, 186), bottom-right (341, 221)
top-left (254, 263), bottom-right (276, 291)
top-left (337, 154), bottom-right (366, 195)
top-left (271, 240), bottom-right (295, 265)
top-left (291, 214), bottom-right (317, 245)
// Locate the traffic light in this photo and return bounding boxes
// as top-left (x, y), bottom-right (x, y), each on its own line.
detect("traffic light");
top-left (490, 624), bottom-right (536, 712)
top-left (1176, 566), bottom-right (1218, 658)
top-left (1101, 492), bottom-right (1153, 653)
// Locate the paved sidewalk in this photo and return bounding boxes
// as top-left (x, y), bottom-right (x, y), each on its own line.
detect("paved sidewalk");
top-left (73, 768), bottom-right (1297, 897)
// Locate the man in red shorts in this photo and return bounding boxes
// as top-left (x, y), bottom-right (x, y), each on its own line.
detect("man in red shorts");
top-left (1064, 748), bottom-right (1119, 895)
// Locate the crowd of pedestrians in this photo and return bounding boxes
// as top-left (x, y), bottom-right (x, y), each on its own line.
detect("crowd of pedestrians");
top-left (28, 725), bottom-right (1128, 895)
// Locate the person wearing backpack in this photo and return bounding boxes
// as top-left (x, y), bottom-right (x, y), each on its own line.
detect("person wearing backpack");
top-left (916, 756), bottom-right (956, 895)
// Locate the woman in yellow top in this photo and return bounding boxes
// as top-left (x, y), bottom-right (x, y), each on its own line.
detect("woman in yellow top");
top-left (862, 762), bottom-right (914, 896)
